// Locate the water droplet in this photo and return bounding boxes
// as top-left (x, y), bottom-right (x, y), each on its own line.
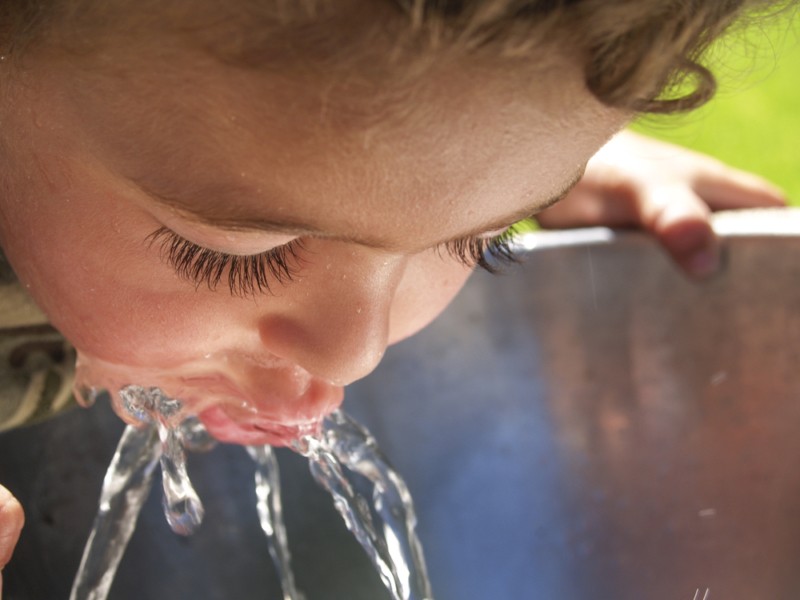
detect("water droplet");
top-left (178, 416), bottom-right (217, 453)
top-left (156, 412), bottom-right (204, 536)
top-left (76, 386), bottom-right (100, 408)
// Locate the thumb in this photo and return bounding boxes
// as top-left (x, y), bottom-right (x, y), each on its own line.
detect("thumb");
top-left (0, 484), bottom-right (24, 599)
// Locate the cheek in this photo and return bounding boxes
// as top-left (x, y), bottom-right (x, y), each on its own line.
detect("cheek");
top-left (0, 171), bottom-right (236, 368)
top-left (387, 253), bottom-right (473, 345)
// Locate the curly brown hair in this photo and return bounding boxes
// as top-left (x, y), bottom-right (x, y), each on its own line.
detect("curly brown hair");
top-left (391, 0), bottom-right (795, 113)
top-left (0, 0), bottom-right (795, 114)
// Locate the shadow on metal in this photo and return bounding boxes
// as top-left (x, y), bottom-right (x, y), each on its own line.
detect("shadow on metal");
top-left (2, 208), bottom-right (800, 600)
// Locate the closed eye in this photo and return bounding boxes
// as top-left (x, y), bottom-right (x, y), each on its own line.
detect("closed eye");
top-left (440, 220), bottom-right (531, 273)
top-left (149, 217), bottom-right (530, 298)
top-left (147, 227), bottom-right (305, 297)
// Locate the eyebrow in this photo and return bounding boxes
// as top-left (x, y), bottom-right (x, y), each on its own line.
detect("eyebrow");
top-left (454, 169), bottom-right (586, 240)
top-left (141, 169), bottom-right (585, 251)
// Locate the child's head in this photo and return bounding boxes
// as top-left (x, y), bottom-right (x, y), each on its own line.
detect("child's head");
top-left (0, 0), bottom-right (776, 443)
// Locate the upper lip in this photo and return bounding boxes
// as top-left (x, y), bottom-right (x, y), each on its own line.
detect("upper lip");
top-left (173, 372), bottom-right (343, 426)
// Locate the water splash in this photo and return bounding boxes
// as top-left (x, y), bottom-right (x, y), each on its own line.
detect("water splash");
top-left (71, 388), bottom-right (433, 600)
top-left (246, 445), bottom-right (304, 600)
top-left (295, 410), bottom-right (433, 600)
top-left (118, 386), bottom-right (205, 535)
top-left (155, 399), bottom-right (205, 535)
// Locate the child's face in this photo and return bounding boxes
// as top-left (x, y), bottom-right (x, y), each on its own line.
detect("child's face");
top-left (0, 27), bottom-right (627, 443)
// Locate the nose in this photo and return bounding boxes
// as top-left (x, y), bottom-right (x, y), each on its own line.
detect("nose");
top-left (256, 243), bottom-right (405, 385)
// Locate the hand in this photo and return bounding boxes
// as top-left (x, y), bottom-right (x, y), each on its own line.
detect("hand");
top-left (535, 130), bottom-right (787, 278)
top-left (0, 484), bottom-right (24, 599)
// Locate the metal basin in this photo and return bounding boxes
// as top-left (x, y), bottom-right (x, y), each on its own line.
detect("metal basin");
top-left (2, 208), bottom-right (800, 600)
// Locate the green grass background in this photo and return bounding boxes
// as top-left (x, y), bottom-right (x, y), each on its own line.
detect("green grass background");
top-left (633, 8), bottom-right (800, 205)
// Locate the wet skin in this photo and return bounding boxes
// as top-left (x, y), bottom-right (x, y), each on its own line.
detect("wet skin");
top-left (0, 31), bottom-right (628, 442)
top-left (0, 6), bottom-right (792, 591)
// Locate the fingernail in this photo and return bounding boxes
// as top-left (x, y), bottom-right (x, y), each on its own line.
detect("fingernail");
top-left (687, 248), bottom-right (720, 278)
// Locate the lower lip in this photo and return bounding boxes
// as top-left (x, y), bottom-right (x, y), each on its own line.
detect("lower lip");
top-left (198, 405), bottom-right (323, 447)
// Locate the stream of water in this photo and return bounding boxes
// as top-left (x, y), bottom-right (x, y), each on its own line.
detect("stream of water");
top-left (68, 424), bottom-right (160, 600)
top-left (69, 387), bottom-right (434, 600)
top-left (296, 411), bottom-right (433, 600)
top-left (246, 445), bottom-right (303, 600)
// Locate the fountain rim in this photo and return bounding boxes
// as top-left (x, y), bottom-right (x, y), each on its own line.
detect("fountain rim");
top-left (512, 206), bottom-right (800, 254)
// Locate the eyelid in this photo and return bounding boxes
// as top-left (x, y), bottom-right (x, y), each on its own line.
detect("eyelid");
top-left (197, 234), bottom-right (298, 257)
top-left (476, 226), bottom-right (512, 239)
top-left (145, 201), bottom-right (300, 256)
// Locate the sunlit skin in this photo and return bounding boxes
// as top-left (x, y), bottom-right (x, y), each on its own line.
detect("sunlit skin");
top-left (0, 22), bottom-right (788, 442)
top-left (0, 28), bottom-right (634, 444)
top-left (0, 5), bottom-right (790, 581)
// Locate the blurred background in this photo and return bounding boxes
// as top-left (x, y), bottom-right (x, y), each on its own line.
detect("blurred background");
top-left (633, 6), bottom-right (800, 205)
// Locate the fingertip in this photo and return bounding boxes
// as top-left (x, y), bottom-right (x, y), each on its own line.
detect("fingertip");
top-left (683, 246), bottom-right (722, 279)
top-left (655, 210), bottom-right (721, 279)
top-left (696, 169), bottom-right (789, 209)
top-left (746, 179), bottom-right (789, 208)
top-left (0, 486), bottom-right (24, 569)
top-left (735, 170), bottom-right (788, 203)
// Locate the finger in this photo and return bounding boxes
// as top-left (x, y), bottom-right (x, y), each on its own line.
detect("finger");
top-left (636, 186), bottom-right (721, 280)
top-left (0, 484), bottom-right (24, 577)
top-left (694, 166), bottom-right (788, 211)
top-left (534, 181), bottom-right (642, 229)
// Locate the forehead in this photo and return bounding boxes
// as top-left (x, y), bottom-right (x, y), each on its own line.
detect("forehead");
top-left (46, 28), bottom-right (627, 247)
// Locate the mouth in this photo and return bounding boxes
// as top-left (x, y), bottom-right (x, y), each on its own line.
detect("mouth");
top-left (175, 373), bottom-right (345, 445)
top-left (197, 404), bottom-right (326, 446)
top-left (75, 352), bottom-right (346, 446)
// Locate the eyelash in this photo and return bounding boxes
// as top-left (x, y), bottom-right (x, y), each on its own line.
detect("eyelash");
top-left (148, 222), bottom-right (523, 297)
top-left (147, 227), bottom-right (304, 297)
top-left (442, 223), bottom-right (523, 273)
